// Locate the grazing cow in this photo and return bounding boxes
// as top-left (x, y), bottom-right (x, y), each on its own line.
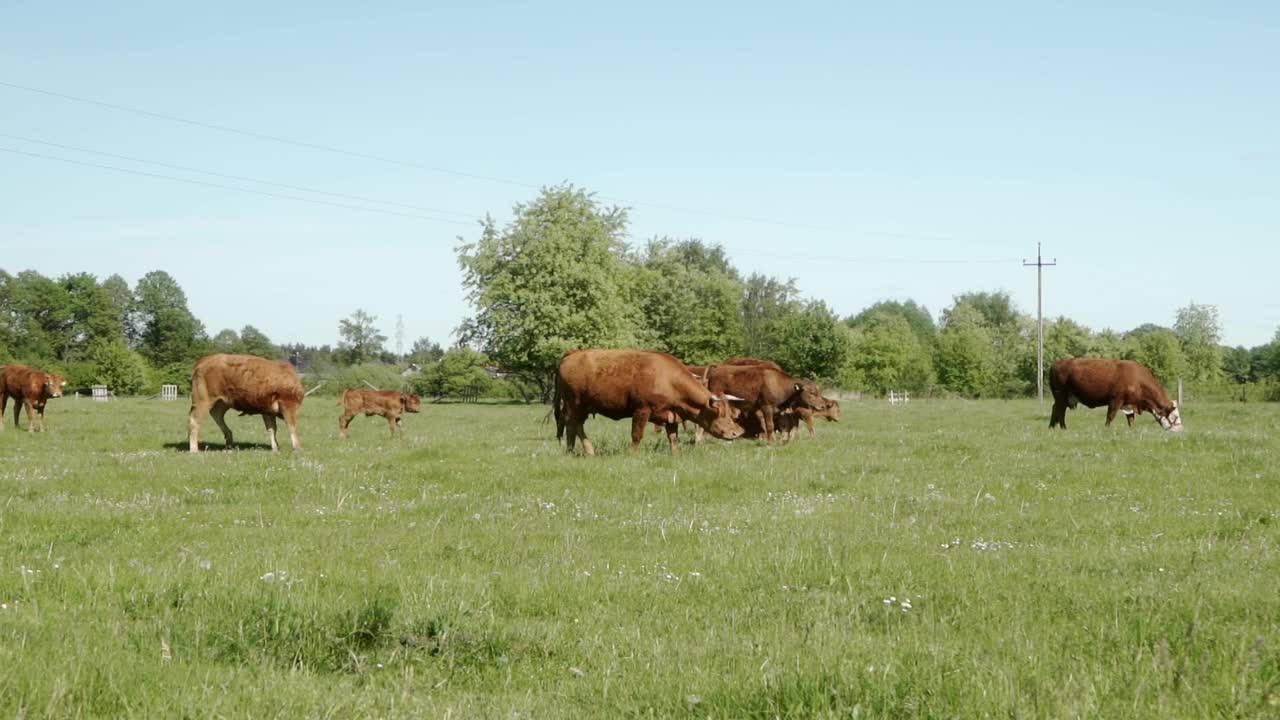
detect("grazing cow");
top-left (339, 388), bottom-right (422, 438)
top-left (721, 356), bottom-right (784, 371)
top-left (188, 353), bottom-right (305, 452)
top-left (1049, 357), bottom-right (1182, 431)
top-left (554, 349), bottom-right (745, 455)
top-left (704, 364), bottom-right (827, 445)
top-left (0, 364), bottom-right (66, 433)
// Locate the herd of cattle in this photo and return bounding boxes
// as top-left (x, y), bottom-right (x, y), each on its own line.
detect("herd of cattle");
top-left (0, 350), bottom-right (1182, 451)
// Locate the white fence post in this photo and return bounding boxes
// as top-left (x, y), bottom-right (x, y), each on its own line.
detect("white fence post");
top-left (161, 384), bottom-right (178, 401)
top-left (91, 385), bottom-right (109, 402)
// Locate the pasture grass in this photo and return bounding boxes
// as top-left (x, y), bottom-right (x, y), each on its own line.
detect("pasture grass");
top-left (0, 396), bottom-right (1277, 718)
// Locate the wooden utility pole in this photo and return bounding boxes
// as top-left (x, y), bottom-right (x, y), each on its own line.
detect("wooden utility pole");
top-left (1023, 243), bottom-right (1057, 403)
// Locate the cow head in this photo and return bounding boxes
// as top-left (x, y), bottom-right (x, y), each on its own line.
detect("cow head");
top-left (1155, 401), bottom-right (1183, 432)
top-left (44, 374), bottom-right (67, 398)
top-left (401, 393), bottom-right (423, 413)
top-left (792, 380), bottom-right (827, 411)
top-left (821, 398), bottom-right (841, 422)
top-left (698, 393), bottom-right (745, 440)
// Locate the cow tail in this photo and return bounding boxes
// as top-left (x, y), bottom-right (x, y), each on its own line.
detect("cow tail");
top-left (551, 375), bottom-right (565, 441)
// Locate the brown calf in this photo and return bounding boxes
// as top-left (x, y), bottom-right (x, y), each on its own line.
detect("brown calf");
top-left (339, 388), bottom-right (422, 438)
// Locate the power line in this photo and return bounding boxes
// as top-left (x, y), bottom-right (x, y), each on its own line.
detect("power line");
top-left (0, 147), bottom-right (475, 226)
top-left (2, 78), bottom-right (967, 244)
top-left (0, 132), bottom-right (480, 220)
top-left (4, 144), bottom-right (1017, 266)
top-left (731, 249), bottom-right (1018, 265)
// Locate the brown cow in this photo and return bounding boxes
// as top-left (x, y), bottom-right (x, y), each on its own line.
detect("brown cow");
top-left (1049, 357), bottom-right (1182, 431)
top-left (188, 353), bottom-right (305, 452)
top-left (339, 388), bottom-right (422, 438)
top-left (0, 364), bottom-right (67, 432)
top-left (554, 349), bottom-right (745, 455)
top-left (722, 356), bottom-right (784, 371)
top-left (704, 364), bottom-right (827, 445)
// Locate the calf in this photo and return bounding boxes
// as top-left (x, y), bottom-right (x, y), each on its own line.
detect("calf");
top-left (340, 388), bottom-right (422, 438)
top-left (0, 364), bottom-right (67, 432)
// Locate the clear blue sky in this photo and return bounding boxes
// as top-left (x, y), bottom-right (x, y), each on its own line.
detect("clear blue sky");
top-left (2, 1), bottom-right (1277, 348)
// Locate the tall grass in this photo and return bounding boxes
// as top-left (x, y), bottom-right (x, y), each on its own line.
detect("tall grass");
top-left (0, 397), bottom-right (1276, 717)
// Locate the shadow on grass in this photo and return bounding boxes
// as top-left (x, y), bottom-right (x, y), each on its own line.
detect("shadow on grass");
top-left (162, 440), bottom-right (278, 452)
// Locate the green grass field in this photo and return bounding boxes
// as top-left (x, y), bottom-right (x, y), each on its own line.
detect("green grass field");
top-left (1, 396), bottom-right (1277, 718)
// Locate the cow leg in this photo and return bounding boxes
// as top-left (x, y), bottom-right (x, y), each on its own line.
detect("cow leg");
top-left (575, 421), bottom-right (594, 457)
top-left (1049, 401), bottom-right (1067, 429)
top-left (692, 425), bottom-right (704, 445)
top-left (209, 402), bottom-right (235, 448)
top-left (629, 410), bottom-right (651, 453)
top-left (282, 405), bottom-right (301, 451)
top-left (1104, 400), bottom-right (1121, 427)
top-left (805, 414), bottom-right (815, 437)
top-left (23, 399), bottom-right (36, 433)
top-left (0, 391), bottom-right (7, 431)
top-left (36, 404), bottom-right (46, 432)
top-left (263, 414), bottom-right (280, 452)
top-left (665, 422), bottom-right (681, 453)
top-left (1125, 409), bottom-right (1136, 428)
top-left (761, 408), bottom-right (775, 446)
top-left (339, 411), bottom-right (355, 439)
top-left (387, 414), bottom-right (400, 437)
top-left (188, 400), bottom-right (212, 452)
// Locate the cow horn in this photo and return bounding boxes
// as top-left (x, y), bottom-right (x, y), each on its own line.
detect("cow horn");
top-left (723, 393), bottom-right (744, 402)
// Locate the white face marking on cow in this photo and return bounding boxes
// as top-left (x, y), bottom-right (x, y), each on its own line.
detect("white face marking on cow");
top-left (1164, 403), bottom-right (1183, 432)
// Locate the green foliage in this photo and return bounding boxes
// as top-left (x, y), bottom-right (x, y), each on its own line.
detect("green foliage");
top-left (409, 337), bottom-right (445, 365)
top-left (1174, 302), bottom-right (1223, 382)
top-left (88, 339), bottom-right (150, 395)
top-left (337, 309), bottom-right (387, 365)
top-left (770, 301), bottom-right (847, 380)
top-left (846, 299), bottom-right (936, 345)
top-left (936, 304), bottom-right (996, 396)
top-left (1128, 328), bottom-right (1188, 386)
top-left (132, 270), bottom-right (206, 366)
top-left (843, 313), bottom-right (936, 393)
top-left (411, 348), bottom-right (493, 399)
top-left (238, 325), bottom-right (278, 358)
top-left (740, 273), bottom-right (800, 360)
top-left (633, 238), bottom-right (744, 364)
top-left (457, 185), bottom-right (638, 392)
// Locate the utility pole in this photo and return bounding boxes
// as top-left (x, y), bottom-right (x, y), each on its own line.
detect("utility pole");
top-left (1023, 243), bottom-right (1057, 403)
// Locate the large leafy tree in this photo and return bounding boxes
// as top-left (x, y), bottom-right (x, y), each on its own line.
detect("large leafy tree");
top-left (1173, 302), bottom-right (1223, 382)
top-left (843, 313), bottom-right (935, 393)
top-left (338, 309), bottom-right (386, 365)
top-left (1128, 328), bottom-right (1188, 386)
top-left (771, 300), bottom-right (847, 381)
top-left (741, 273), bottom-right (800, 360)
top-left (411, 347), bottom-right (493, 399)
top-left (239, 325), bottom-right (277, 358)
top-left (846, 299), bottom-right (936, 347)
top-left (61, 273), bottom-right (124, 359)
top-left (132, 271), bottom-right (206, 366)
top-left (634, 238), bottom-right (744, 364)
top-left (456, 185), bottom-right (639, 395)
top-left (936, 304), bottom-right (996, 396)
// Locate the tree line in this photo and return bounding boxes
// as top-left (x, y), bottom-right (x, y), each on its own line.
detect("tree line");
top-left (456, 185), bottom-right (1280, 400)
top-left (4, 184), bottom-right (1279, 401)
